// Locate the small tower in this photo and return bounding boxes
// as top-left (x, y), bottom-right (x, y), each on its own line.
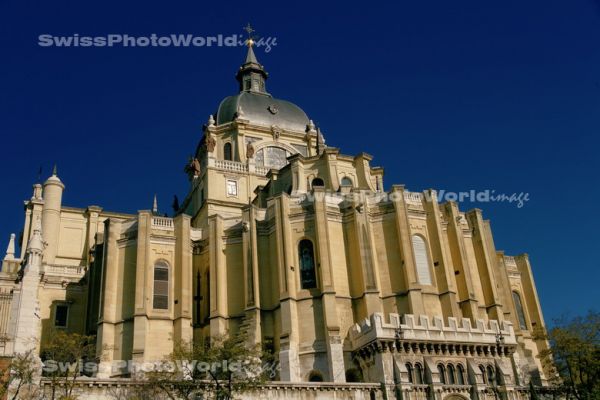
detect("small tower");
top-left (41, 165), bottom-right (65, 265)
top-left (236, 37), bottom-right (268, 94)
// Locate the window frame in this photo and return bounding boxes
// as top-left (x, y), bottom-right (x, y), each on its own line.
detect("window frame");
top-left (54, 303), bottom-right (69, 328)
top-left (412, 234), bottom-right (433, 286)
top-left (153, 260), bottom-right (170, 310)
top-left (512, 290), bottom-right (528, 330)
top-left (298, 238), bottom-right (318, 290)
top-left (226, 179), bottom-right (239, 198)
top-left (223, 142), bottom-right (233, 161)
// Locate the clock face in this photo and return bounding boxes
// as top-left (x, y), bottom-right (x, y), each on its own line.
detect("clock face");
top-left (256, 146), bottom-right (290, 169)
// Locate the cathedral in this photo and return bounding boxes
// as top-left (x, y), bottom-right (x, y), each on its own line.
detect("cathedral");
top-left (0, 42), bottom-right (553, 399)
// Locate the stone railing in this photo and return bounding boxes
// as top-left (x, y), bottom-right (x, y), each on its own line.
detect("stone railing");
top-left (213, 159), bottom-right (248, 173)
top-left (39, 378), bottom-right (383, 400)
top-left (404, 191), bottom-right (424, 204)
top-left (151, 216), bottom-right (174, 230)
top-left (254, 165), bottom-right (269, 176)
top-left (350, 313), bottom-right (516, 353)
top-left (503, 256), bottom-right (517, 268)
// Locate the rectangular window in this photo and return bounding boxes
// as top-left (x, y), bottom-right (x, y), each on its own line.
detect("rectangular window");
top-left (226, 180), bottom-right (238, 197)
top-left (54, 304), bottom-right (69, 328)
top-left (153, 264), bottom-right (169, 310)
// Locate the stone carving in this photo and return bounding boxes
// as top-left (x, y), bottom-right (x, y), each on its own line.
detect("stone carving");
top-left (246, 142), bottom-right (255, 158)
top-left (271, 125), bottom-right (281, 141)
top-left (208, 114), bottom-right (215, 127)
top-left (235, 104), bottom-right (245, 119)
top-left (185, 157), bottom-right (202, 179)
top-left (205, 132), bottom-right (216, 153)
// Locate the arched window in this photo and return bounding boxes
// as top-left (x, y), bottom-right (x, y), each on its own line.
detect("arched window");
top-left (447, 364), bottom-right (456, 384)
top-left (405, 363), bottom-right (414, 383)
top-left (255, 146), bottom-right (290, 169)
top-left (415, 363), bottom-right (424, 384)
top-left (340, 176), bottom-right (353, 186)
top-left (298, 239), bottom-right (317, 289)
top-left (457, 364), bottom-right (465, 385)
top-left (223, 142), bottom-right (232, 161)
top-left (308, 370), bottom-right (324, 382)
top-left (479, 365), bottom-right (487, 384)
top-left (512, 291), bottom-right (528, 330)
top-left (311, 177), bottom-right (324, 188)
top-left (153, 261), bottom-right (169, 310)
top-left (487, 366), bottom-right (495, 386)
top-left (438, 364), bottom-right (446, 384)
top-left (345, 368), bottom-right (363, 383)
top-left (412, 235), bottom-right (432, 285)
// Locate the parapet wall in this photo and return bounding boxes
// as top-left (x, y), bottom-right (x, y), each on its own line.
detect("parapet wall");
top-left (40, 379), bottom-right (383, 400)
top-left (349, 313), bottom-right (516, 351)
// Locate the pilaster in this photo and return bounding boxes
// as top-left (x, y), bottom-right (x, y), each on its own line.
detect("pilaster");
top-left (208, 214), bottom-right (227, 336)
top-left (313, 187), bottom-right (345, 382)
top-left (390, 185), bottom-right (425, 316)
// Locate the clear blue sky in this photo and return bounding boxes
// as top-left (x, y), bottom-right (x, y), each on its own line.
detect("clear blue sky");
top-left (1, 0), bottom-right (598, 323)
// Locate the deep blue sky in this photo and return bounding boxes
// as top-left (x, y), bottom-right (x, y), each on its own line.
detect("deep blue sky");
top-left (1, 0), bottom-right (598, 323)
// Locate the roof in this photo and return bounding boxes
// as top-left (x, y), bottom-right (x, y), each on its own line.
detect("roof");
top-left (216, 91), bottom-right (310, 133)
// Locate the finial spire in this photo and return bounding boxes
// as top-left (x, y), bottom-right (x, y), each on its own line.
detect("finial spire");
top-left (4, 233), bottom-right (15, 261)
top-left (52, 164), bottom-right (58, 176)
top-left (236, 24), bottom-right (268, 94)
top-left (152, 194), bottom-right (158, 214)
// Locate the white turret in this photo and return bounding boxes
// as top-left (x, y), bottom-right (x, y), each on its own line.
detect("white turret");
top-left (41, 165), bottom-right (64, 264)
top-left (12, 218), bottom-right (44, 356)
top-left (4, 233), bottom-right (15, 261)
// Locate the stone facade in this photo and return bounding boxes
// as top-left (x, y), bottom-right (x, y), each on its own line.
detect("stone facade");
top-left (0, 44), bottom-right (553, 399)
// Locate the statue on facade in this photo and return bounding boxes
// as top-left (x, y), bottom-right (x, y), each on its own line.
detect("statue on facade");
top-left (184, 157), bottom-right (202, 180)
top-left (246, 142), bottom-right (255, 159)
top-left (205, 132), bottom-right (216, 153)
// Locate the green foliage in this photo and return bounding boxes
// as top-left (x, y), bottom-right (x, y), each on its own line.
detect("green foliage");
top-left (0, 350), bottom-right (40, 400)
top-left (40, 329), bottom-right (96, 400)
top-left (536, 310), bottom-right (600, 400)
top-left (146, 332), bottom-right (267, 400)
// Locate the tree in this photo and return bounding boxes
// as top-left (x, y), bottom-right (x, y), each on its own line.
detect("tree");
top-left (40, 329), bottom-right (96, 400)
top-left (146, 332), bottom-right (267, 400)
top-left (0, 350), bottom-right (41, 400)
top-left (536, 310), bottom-right (600, 400)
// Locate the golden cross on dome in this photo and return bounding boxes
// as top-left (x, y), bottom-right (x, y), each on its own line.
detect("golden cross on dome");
top-left (243, 23), bottom-right (255, 47)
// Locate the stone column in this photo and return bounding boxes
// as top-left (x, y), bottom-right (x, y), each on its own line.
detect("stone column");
top-left (390, 185), bottom-right (425, 316)
top-left (423, 190), bottom-right (461, 319)
top-left (313, 187), bottom-right (345, 382)
top-left (85, 206), bottom-right (103, 265)
top-left (241, 206), bottom-right (261, 345)
top-left (349, 189), bottom-right (382, 316)
top-left (131, 213), bottom-right (150, 366)
top-left (96, 218), bottom-right (122, 377)
top-left (466, 209), bottom-right (503, 321)
top-left (173, 214), bottom-right (193, 343)
top-left (274, 195), bottom-right (300, 381)
top-left (209, 215), bottom-right (227, 336)
top-left (442, 201), bottom-right (479, 321)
